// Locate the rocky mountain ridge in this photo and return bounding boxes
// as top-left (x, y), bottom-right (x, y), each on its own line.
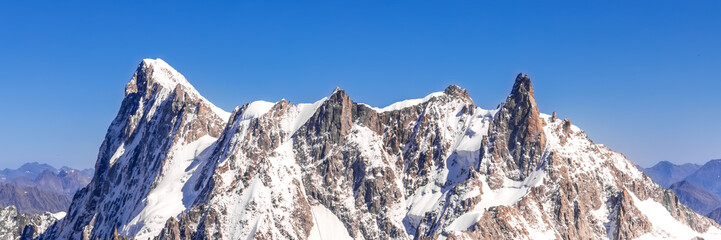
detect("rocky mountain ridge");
top-left (0, 205), bottom-right (60, 240)
top-left (33, 59), bottom-right (721, 239)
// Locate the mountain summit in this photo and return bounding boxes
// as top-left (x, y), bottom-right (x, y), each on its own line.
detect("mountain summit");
top-left (36, 59), bottom-right (721, 240)
top-left (41, 59), bottom-right (230, 239)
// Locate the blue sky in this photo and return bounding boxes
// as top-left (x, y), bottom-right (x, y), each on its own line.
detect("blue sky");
top-left (1, 1), bottom-right (719, 169)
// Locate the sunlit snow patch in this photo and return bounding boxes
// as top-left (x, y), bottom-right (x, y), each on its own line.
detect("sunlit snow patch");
top-left (141, 58), bottom-right (231, 120)
top-left (125, 135), bottom-right (218, 239)
top-left (239, 101), bottom-right (276, 120)
top-left (630, 191), bottom-right (721, 240)
top-left (52, 211), bottom-right (67, 220)
top-left (361, 91), bottom-right (445, 113)
top-left (445, 169), bottom-right (545, 232)
top-left (308, 204), bottom-right (353, 240)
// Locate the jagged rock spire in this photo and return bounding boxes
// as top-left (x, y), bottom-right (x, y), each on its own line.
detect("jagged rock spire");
top-left (504, 73), bottom-right (544, 139)
top-left (481, 73), bottom-right (546, 188)
top-left (298, 88), bottom-right (354, 149)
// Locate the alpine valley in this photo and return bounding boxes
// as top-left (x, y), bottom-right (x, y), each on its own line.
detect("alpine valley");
top-left (11, 59), bottom-right (721, 239)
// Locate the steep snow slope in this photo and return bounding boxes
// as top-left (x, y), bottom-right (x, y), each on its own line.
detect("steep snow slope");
top-left (308, 204), bottom-right (353, 240)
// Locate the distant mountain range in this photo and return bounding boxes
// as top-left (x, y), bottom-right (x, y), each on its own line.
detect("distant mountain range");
top-left (640, 159), bottom-right (721, 223)
top-left (0, 162), bottom-right (93, 214)
top-left (639, 161), bottom-right (701, 188)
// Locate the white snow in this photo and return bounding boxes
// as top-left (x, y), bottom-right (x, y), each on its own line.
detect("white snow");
top-left (210, 105), bottom-right (232, 121)
top-left (590, 205), bottom-right (609, 224)
top-left (52, 211), bottom-right (67, 220)
top-left (213, 140), bottom-right (310, 240)
top-left (226, 175), bottom-right (270, 240)
top-left (630, 191), bottom-right (721, 240)
top-left (108, 143), bottom-right (125, 166)
top-left (308, 205), bottom-right (353, 240)
top-left (141, 58), bottom-right (195, 91)
top-left (478, 169), bottom-right (545, 209)
top-left (56, 58), bottom-right (721, 240)
top-left (446, 169), bottom-right (545, 232)
top-left (125, 135), bottom-right (218, 240)
top-left (372, 92), bottom-right (445, 113)
top-left (444, 107), bottom-right (496, 183)
top-left (346, 125), bottom-right (388, 168)
top-left (280, 97), bottom-right (328, 136)
top-left (401, 102), bottom-right (496, 234)
top-left (405, 184), bottom-right (444, 228)
top-left (142, 58), bottom-right (231, 121)
top-left (452, 109), bottom-right (494, 152)
top-left (240, 101), bottom-right (276, 120)
top-left (537, 113), bottom-right (721, 239)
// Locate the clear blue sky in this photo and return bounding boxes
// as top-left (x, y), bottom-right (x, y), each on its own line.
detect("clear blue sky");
top-left (1, 1), bottom-right (719, 169)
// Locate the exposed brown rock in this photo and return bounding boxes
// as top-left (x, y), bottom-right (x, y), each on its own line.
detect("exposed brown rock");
top-left (481, 73), bottom-right (547, 188)
top-left (610, 190), bottom-right (652, 239)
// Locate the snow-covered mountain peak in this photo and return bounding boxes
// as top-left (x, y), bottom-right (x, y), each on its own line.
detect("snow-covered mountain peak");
top-left (443, 84), bottom-right (473, 102)
top-left (237, 100), bottom-right (277, 121)
top-left (41, 59), bottom-right (233, 240)
top-left (331, 86), bottom-right (343, 95)
top-left (125, 58), bottom-right (230, 121)
top-left (135, 58), bottom-right (194, 93)
top-left (37, 64), bottom-right (721, 240)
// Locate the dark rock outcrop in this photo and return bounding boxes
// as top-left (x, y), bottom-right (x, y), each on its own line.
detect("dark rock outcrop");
top-left (481, 73), bottom-right (546, 188)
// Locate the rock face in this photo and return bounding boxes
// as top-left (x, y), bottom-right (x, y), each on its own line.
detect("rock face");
top-left (0, 206), bottom-right (59, 240)
top-left (480, 73), bottom-right (546, 189)
top-left (39, 59), bottom-right (229, 240)
top-left (38, 59), bottom-right (721, 239)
